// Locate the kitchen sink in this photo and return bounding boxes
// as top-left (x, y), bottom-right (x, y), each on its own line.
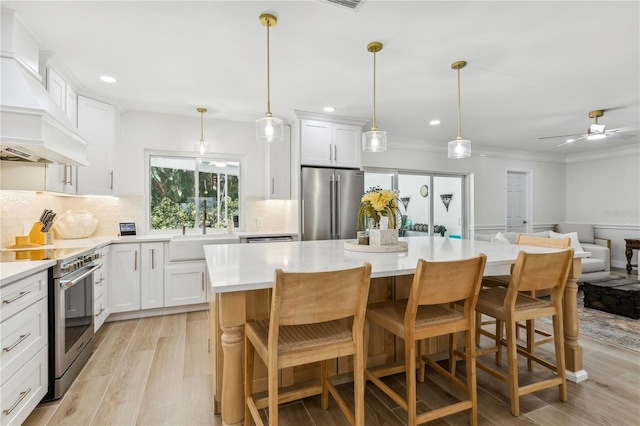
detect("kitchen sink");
top-left (168, 233), bottom-right (239, 261)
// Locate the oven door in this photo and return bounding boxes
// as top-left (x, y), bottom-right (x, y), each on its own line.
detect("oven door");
top-left (55, 263), bottom-right (97, 377)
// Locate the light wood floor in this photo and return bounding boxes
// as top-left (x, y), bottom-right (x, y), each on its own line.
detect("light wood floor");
top-left (25, 270), bottom-right (640, 425)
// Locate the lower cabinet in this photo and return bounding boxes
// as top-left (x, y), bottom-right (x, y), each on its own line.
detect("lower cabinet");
top-left (164, 262), bottom-right (208, 307)
top-left (110, 242), bottom-right (164, 313)
top-left (93, 246), bottom-right (110, 331)
top-left (0, 269), bottom-right (49, 426)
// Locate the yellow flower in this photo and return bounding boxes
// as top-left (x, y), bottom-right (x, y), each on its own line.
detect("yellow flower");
top-left (357, 187), bottom-right (401, 230)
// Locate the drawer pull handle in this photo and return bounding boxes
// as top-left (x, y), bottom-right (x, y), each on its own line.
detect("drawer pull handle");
top-left (95, 307), bottom-right (105, 317)
top-left (3, 333), bottom-right (31, 352)
top-left (3, 388), bottom-right (31, 415)
top-left (2, 290), bottom-right (31, 305)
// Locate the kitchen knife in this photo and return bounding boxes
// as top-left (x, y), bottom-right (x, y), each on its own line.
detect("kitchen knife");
top-left (42, 213), bottom-right (56, 232)
top-left (39, 209), bottom-right (50, 223)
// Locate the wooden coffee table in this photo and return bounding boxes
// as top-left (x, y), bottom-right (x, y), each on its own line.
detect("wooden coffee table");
top-left (625, 238), bottom-right (640, 273)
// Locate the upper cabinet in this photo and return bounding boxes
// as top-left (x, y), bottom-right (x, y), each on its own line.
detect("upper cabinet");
top-left (266, 125), bottom-right (291, 199)
top-left (77, 96), bottom-right (115, 196)
top-left (292, 111), bottom-right (367, 169)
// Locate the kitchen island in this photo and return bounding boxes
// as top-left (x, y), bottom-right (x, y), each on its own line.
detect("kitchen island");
top-left (204, 236), bottom-right (587, 426)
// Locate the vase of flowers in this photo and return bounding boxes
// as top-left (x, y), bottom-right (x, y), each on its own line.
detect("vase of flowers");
top-left (357, 186), bottom-right (401, 230)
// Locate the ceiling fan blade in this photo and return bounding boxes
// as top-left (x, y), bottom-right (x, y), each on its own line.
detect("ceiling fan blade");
top-left (557, 135), bottom-right (587, 147)
top-left (538, 133), bottom-right (585, 140)
top-left (605, 125), bottom-right (639, 134)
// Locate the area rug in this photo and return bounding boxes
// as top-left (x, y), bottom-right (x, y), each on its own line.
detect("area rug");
top-left (538, 281), bottom-right (640, 352)
top-left (574, 287), bottom-right (640, 352)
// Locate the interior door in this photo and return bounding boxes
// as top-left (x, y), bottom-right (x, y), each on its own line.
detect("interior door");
top-left (507, 171), bottom-right (528, 232)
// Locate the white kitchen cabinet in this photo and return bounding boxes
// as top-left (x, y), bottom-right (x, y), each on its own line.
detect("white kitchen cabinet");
top-left (77, 96), bottom-right (115, 196)
top-left (141, 243), bottom-right (164, 309)
top-left (164, 262), bottom-right (207, 307)
top-left (65, 85), bottom-right (77, 126)
top-left (300, 119), bottom-right (362, 168)
top-left (265, 124), bottom-right (291, 199)
top-left (47, 67), bottom-right (66, 111)
top-left (93, 246), bottom-right (110, 331)
top-left (110, 242), bottom-right (164, 313)
top-left (45, 164), bottom-right (77, 194)
top-left (0, 269), bottom-right (49, 426)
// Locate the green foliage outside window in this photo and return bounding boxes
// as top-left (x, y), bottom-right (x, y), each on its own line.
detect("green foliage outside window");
top-left (149, 156), bottom-right (240, 231)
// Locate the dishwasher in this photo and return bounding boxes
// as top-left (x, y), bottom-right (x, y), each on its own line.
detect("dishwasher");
top-left (245, 235), bottom-right (294, 243)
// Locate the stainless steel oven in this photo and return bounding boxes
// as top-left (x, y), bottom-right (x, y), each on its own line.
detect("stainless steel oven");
top-left (47, 249), bottom-right (101, 400)
top-left (0, 247), bottom-right (100, 400)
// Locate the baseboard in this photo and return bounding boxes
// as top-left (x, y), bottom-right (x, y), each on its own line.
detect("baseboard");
top-left (105, 303), bottom-right (208, 322)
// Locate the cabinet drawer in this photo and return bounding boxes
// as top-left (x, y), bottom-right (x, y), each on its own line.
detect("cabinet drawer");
top-left (1, 297), bottom-right (48, 386)
top-left (94, 291), bottom-right (109, 332)
top-left (94, 272), bottom-right (106, 299)
top-left (0, 345), bottom-right (48, 426)
top-left (0, 270), bottom-right (48, 322)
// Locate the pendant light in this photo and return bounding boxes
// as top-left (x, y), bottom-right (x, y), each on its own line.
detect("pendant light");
top-left (362, 41), bottom-right (387, 152)
top-left (448, 60), bottom-right (471, 159)
top-left (256, 13), bottom-right (283, 143)
top-left (195, 107), bottom-right (210, 155)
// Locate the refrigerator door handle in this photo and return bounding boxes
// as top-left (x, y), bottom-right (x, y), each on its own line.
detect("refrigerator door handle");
top-left (330, 174), bottom-right (336, 238)
top-left (335, 174), bottom-right (341, 239)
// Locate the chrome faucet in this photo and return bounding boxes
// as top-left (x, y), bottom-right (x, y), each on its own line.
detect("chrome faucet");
top-left (202, 200), bottom-right (207, 235)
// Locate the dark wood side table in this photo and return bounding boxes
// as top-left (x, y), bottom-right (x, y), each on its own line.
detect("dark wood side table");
top-left (625, 238), bottom-right (640, 273)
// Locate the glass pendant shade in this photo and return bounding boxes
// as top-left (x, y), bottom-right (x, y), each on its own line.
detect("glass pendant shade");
top-left (448, 138), bottom-right (471, 158)
top-left (195, 140), bottom-right (210, 155)
top-left (362, 129), bottom-right (387, 152)
top-left (256, 115), bottom-right (284, 143)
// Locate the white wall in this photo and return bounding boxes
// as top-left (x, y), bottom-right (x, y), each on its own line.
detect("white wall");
top-left (116, 111), bottom-right (264, 198)
top-left (565, 147), bottom-right (640, 268)
top-left (363, 141), bottom-right (566, 231)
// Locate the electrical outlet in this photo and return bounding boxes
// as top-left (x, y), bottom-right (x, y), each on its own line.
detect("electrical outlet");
top-left (257, 217), bottom-right (263, 227)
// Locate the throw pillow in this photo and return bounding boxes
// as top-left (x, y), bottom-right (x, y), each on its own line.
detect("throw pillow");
top-left (550, 230), bottom-right (585, 254)
top-left (491, 232), bottom-right (510, 244)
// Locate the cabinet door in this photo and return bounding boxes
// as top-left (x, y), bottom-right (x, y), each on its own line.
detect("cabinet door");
top-left (109, 244), bottom-right (140, 313)
top-left (65, 85), bottom-right (77, 127)
top-left (140, 243), bottom-right (164, 310)
top-left (266, 125), bottom-right (291, 199)
top-left (164, 263), bottom-right (207, 307)
top-left (77, 97), bottom-right (115, 196)
top-left (300, 120), bottom-right (332, 166)
top-left (334, 123), bottom-right (362, 168)
top-left (45, 164), bottom-right (76, 194)
top-left (47, 67), bottom-right (66, 110)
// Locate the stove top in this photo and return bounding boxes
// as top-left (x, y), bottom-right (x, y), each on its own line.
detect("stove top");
top-left (0, 247), bottom-right (94, 263)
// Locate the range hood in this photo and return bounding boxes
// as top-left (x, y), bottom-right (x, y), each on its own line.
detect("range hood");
top-left (0, 10), bottom-right (89, 166)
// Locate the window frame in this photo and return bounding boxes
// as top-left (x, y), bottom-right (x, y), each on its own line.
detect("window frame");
top-left (145, 149), bottom-right (246, 235)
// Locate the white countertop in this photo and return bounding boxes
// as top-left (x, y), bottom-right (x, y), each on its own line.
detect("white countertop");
top-left (0, 260), bottom-right (56, 286)
top-left (204, 236), bottom-right (588, 294)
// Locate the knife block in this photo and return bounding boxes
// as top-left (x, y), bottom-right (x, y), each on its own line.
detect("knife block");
top-left (29, 222), bottom-right (54, 245)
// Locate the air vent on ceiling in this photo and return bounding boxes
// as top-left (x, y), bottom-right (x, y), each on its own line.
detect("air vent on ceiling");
top-left (326, 0), bottom-right (364, 11)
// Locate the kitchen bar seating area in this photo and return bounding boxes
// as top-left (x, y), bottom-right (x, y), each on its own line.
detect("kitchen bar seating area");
top-left (205, 236), bottom-right (595, 425)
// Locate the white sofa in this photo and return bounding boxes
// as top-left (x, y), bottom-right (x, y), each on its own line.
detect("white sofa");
top-left (474, 224), bottom-right (610, 283)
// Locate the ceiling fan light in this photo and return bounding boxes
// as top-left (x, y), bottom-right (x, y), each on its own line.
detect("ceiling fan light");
top-left (448, 139), bottom-right (471, 158)
top-left (589, 123), bottom-right (606, 133)
top-left (363, 129), bottom-right (387, 152)
top-left (256, 115), bottom-right (284, 143)
top-left (586, 133), bottom-right (607, 141)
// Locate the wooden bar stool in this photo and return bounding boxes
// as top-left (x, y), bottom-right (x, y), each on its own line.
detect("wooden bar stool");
top-left (364, 255), bottom-right (486, 426)
top-left (244, 263), bottom-right (371, 426)
top-left (477, 234), bottom-right (570, 370)
top-left (474, 248), bottom-right (573, 416)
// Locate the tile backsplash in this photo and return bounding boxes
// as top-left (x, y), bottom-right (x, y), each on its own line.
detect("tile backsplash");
top-left (0, 191), bottom-right (297, 247)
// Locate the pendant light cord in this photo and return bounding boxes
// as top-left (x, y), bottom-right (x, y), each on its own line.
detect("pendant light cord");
top-left (266, 21), bottom-right (272, 116)
top-left (200, 111), bottom-right (205, 143)
top-left (372, 50), bottom-right (377, 131)
top-left (456, 67), bottom-right (462, 140)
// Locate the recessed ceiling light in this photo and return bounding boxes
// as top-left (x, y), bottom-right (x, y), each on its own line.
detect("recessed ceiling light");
top-left (323, 106), bottom-right (336, 112)
top-left (429, 119), bottom-right (440, 125)
top-left (99, 75), bottom-right (117, 83)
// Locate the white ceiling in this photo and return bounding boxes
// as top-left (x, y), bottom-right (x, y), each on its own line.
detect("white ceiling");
top-left (4, 0), bottom-right (639, 158)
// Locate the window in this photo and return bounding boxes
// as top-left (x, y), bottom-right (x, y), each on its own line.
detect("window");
top-left (148, 154), bottom-right (241, 232)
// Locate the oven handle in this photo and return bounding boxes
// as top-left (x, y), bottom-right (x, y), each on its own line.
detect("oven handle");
top-left (60, 264), bottom-right (100, 289)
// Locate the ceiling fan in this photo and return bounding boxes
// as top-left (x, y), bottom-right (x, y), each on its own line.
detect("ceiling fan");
top-left (538, 110), bottom-right (635, 146)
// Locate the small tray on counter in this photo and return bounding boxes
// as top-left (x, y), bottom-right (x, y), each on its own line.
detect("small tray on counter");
top-left (344, 240), bottom-right (408, 253)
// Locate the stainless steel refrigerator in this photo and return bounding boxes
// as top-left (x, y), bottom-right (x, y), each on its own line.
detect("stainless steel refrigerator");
top-left (301, 167), bottom-right (364, 241)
